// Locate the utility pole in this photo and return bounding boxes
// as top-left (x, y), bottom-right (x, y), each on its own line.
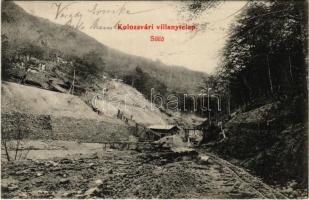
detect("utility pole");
top-left (72, 68), bottom-right (75, 95)
top-left (69, 68), bottom-right (76, 95)
top-left (227, 81), bottom-right (231, 116)
top-left (288, 54), bottom-right (293, 81)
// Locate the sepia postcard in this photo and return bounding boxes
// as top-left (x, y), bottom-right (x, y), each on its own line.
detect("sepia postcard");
top-left (1, 0), bottom-right (308, 199)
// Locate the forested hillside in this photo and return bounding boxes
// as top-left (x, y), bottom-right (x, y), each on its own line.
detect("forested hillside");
top-left (201, 1), bottom-right (308, 188)
top-left (215, 1), bottom-right (307, 112)
top-left (1, 1), bottom-right (207, 97)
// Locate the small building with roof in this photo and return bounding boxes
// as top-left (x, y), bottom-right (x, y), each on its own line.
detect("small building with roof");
top-left (147, 124), bottom-right (180, 138)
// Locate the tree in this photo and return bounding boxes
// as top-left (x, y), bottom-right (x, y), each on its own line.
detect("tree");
top-left (123, 66), bottom-right (168, 102)
top-left (1, 95), bottom-right (31, 162)
top-left (216, 1), bottom-right (307, 110)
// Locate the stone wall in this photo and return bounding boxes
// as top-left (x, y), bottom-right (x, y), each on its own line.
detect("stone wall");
top-left (1, 112), bottom-right (135, 142)
top-left (2, 112), bottom-right (52, 139)
top-left (51, 116), bottom-right (135, 142)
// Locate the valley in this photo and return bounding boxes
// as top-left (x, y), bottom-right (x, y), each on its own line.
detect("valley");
top-left (1, 1), bottom-right (308, 199)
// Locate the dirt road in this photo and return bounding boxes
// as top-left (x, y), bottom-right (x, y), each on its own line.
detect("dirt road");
top-left (1, 146), bottom-right (288, 199)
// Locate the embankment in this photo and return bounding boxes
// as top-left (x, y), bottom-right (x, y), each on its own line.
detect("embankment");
top-left (211, 102), bottom-right (307, 187)
top-left (1, 82), bottom-right (135, 142)
top-left (2, 112), bottom-right (135, 142)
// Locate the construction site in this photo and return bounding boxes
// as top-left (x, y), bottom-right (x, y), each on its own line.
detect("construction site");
top-left (2, 79), bottom-right (307, 199)
top-left (1, 1), bottom-right (308, 199)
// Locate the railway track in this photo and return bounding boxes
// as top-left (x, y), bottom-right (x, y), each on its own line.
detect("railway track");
top-left (205, 152), bottom-right (288, 199)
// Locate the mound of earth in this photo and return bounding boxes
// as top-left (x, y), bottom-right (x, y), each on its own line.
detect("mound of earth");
top-left (2, 81), bottom-right (97, 119)
top-left (1, 81), bottom-right (124, 125)
top-left (1, 81), bottom-right (137, 142)
top-left (87, 80), bottom-right (168, 126)
top-left (227, 102), bottom-right (276, 124)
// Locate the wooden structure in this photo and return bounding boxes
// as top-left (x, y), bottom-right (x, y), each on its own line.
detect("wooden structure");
top-left (147, 124), bottom-right (180, 139)
top-left (184, 119), bottom-right (209, 145)
top-left (101, 141), bottom-right (158, 151)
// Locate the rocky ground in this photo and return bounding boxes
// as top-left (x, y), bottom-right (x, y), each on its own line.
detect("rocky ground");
top-left (1, 144), bottom-right (293, 199)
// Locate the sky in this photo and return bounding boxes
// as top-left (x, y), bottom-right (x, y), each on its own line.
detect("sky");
top-left (15, 1), bottom-right (246, 74)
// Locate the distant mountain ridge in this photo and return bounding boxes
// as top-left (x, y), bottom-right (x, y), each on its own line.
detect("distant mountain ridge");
top-left (2, 1), bottom-right (207, 94)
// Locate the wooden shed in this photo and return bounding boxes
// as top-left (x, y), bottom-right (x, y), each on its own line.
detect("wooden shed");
top-left (147, 124), bottom-right (180, 138)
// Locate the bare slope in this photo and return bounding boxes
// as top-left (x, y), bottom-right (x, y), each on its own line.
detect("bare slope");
top-left (1, 82), bottom-right (135, 142)
top-left (86, 80), bottom-right (168, 126)
top-left (2, 81), bottom-right (121, 123)
top-left (1, 81), bottom-right (96, 119)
